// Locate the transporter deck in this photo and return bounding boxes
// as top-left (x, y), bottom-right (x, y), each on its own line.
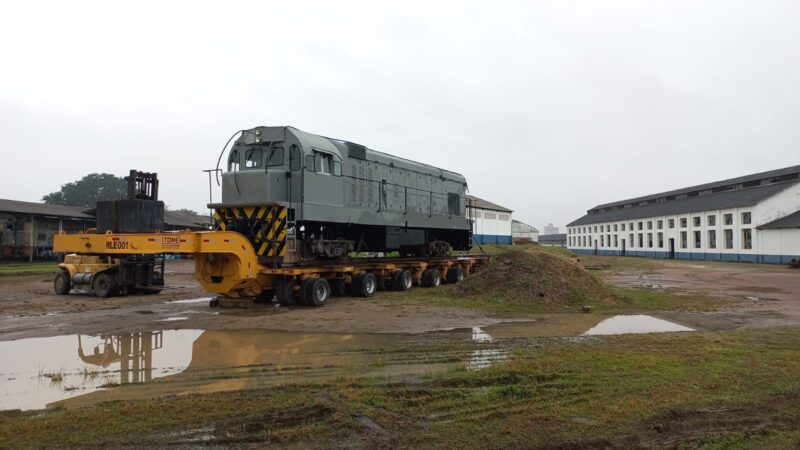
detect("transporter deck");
top-left (53, 230), bottom-right (489, 307)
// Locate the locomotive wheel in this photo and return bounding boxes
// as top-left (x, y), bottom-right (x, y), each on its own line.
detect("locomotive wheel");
top-left (392, 270), bottom-right (413, 291)
top-left (93, 273), bottom-right (117, 298)
top-left (255, 289), bottom-right (276, 303)
top-left (276, 280), bottom-right (295, 305)
top-left (54, 271), bottom-right (71, 295)
top-left (353, 273), bottom-right (377, 298)
top-left (300, 278), bottom-right (317, 306)
top-left (306, 278), bottom-right (331, 307)
top-left (446, 266), bottom-right (465, 284)
top-left (422, 269), bottom-right (441, 288)
top-left (377, 275), bottom-right (392, 291)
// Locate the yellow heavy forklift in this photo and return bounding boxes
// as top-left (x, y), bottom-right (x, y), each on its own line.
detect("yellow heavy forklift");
top-left (54, 171), bottom-right (165, 298)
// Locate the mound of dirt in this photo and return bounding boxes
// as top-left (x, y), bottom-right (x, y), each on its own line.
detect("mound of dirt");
top-left (456, 250), bottom-right (618, 306)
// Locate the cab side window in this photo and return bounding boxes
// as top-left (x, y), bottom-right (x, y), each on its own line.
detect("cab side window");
top-left (228, 149), bottom-right (240, 172)
top-left (266, 146), bottom-right (284, 166)
top-left (289, 145), bottom-right (302, 171)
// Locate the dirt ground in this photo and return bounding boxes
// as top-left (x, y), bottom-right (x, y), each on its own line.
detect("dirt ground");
top-left (0, 257), bottom-right (797, 341)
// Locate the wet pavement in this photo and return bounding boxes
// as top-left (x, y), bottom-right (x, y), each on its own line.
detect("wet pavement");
top-left (0, 314), bottom-right (696, 411)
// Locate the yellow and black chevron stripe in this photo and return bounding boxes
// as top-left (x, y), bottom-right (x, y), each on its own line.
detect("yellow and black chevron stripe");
top-left (214, 206), bottom-right (287, 257)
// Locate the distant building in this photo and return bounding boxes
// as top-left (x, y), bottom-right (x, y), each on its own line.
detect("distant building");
top-left (543, 223), bottom-right (559, 235)
top-left (466, 195), bottom-right (513, 244)
top-left (566, 165), bottom-right (800, 264)
top-left (0, 198), bottom-right (211, 261)
top-left (512, 220), bottom-right (539, 243)
top-left (539, 233), bottom-right (567, 247)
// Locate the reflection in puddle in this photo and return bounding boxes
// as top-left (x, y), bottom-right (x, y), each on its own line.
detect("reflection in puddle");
top-left (467, 327), bottom-right (507, 370)
top-left (583, 315), bottom-right (694, 336)
top-left (160, 317), bottom-right (189, 322)
top-left (0, 330), bottom-right (201, 410)
top-left (169, 297), bottom-right (214, 305)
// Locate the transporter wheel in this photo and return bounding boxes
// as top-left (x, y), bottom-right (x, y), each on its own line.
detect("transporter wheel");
top-left (255, 289), bottom-right (276, 303)
top-left (276, 280), bottom-right (295, 305)
top-left (93, 273), bottom-right (117, 298)
top-left (377, 275), bottom-right (392, 291)
top-left (54, 271), bottom-right (71, 295)
top-left (392, 270), bottom-right (413, 291)
top-left (446, 266), bottom-right (465, 284)
top-left (306, 278), bottom-right (331, 307)
top-left (422, 269), bottom-right (441, 288)
top-left (352, 273), bottom-right (377, 298)
top-left (300, 278), bottom-right (318, 306)
top-left (331, 279), bottom-right (348, 297)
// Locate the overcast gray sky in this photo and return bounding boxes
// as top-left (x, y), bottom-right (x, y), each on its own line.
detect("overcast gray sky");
top-left (1, 0), bottom-right (798, 231)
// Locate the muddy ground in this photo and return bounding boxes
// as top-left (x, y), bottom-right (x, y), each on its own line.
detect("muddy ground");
top-left (1, 256), bottom-right (797, 341)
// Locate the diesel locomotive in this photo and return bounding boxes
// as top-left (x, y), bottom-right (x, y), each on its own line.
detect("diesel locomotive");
top-left (212, 126), bottom-right (472, 263)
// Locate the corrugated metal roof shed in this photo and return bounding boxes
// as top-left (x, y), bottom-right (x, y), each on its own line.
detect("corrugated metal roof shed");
top-left (164, 211), bottom-right (211, 229)
top-left (758, 210), bottom-right (800, 229)
top-left (591, 165), bottom-right (800, 211)
top-left (466, 195), bottom-right (513, 213)
top-left (0, 198), bottom-right (93, 219)
top-left (539, 233), bottom-right (566, 243)
top-left (568, 181), bottom-right (797, 226)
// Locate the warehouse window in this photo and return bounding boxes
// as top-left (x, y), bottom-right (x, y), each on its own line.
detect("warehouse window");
top-left (694, 231), bottom-right (702, 248)
top-left (485, 212), bottom-right (496, 220)
top-left (680, 218), bottom-right (687, 228)
top-left (742, 212), bottom-right (751, 225)
top-left (594, 226), bottom-right (597, 232)
top-left (607, 234), bottom-right (611, 247)
top-left (621, 223), bottom-right (626, 231)
top-left (707, 215), bottom-right (716, 226)
top-left (693, 216), bottom-right (701, 227)
top-left (629, 222), bottom-right (634, 231)
top-left (647, 233), bottom-right (653, 248)
top-left (638, 222), bottom-right (643, 230)
top-left (725, 229), bottom-right (733, 248)
top-left (629, 233), bottom-right (634, 247)
top-left (680, 231), bottom-right (687, 249)
top-left (647, 221), bottom-right (653, 230)
top-left (724, 214), bottom-right (733, 225)
top-left (708, 230), bottom-right (716, 249)
top-left (742, 229), bottom-right (752, 249)
top-left (657, 232), bottom-right (663, 248)
top-left (600, 235), bottom-right (604, 247)
top-left (638, 233), bottom-right (643, 247)
top-left (245, 148), bottom-right (263, 168)
top-left (668, 219), bottom-right (675, 229)
top-left (657, 220), bottom-right (663, 230)
top-left (498, 214), bottom-right (510, 221)
top-left (614, 235), bottom-right (618, 247)
top-left (614, 224), bottom-right (618, 232)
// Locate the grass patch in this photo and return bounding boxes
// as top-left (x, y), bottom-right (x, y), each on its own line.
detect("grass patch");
top-left (3, 327), bottom-right (799, 448)
top-left (0, 262), bottom-right (59, 276)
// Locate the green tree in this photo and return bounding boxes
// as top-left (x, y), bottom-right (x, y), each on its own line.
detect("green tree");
top-left (42, 173), bottom-right (128, 208)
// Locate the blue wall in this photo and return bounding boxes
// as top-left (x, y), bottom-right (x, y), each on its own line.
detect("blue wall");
top-left (474, 234), bottom-right (513, 245)
top-left (569, 248), bottom-right (799, 264)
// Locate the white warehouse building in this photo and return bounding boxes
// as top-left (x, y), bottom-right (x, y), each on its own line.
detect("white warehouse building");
top-left (566, 165), bottom-right (800, 264)
top-left (466, 195), bottom-right (513, 244)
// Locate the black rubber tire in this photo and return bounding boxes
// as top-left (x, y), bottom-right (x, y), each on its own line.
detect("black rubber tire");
top-left (377, 275), bottom-right (392, 291)
top-left (331, 279), bottom-right (348, 297)
top-left (392, 270), bottom-right (413, 291)
top-left (353, 273), bottom-right (377, 298)
top-left (276, 280), bottom-right (295, 305)
top-left (93, 272), bottom-right (117, 298)
top-left (446, 266), bottom-right (465, 284)
top-left (54, 271), bottom-right (71, 295)
top-left (306, 278), bottom-right (331, 307)
top-left (255, 289), bottom-right (276, 303)
top-left (300, 278), bottom-right (317, 306)
top-left (422, 268), bottom-right (441, 288)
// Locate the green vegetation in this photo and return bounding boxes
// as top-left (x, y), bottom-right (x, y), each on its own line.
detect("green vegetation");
top-left (2, 327), bottom-right (798, 448)
top-left (0, 262), bottom-right (59, 276)
top-left (42, 172), bottom-right (127, 208)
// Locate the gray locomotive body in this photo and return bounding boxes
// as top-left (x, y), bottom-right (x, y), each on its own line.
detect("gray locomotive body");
top-left (214, 126), bottom-right (471, 258)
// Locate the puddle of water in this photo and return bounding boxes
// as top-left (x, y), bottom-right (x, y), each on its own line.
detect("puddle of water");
top-left (583, 315), bottom-right (694, 336)
top-left (467, 327), bottom-right (507, 370)
top-left (168, 297), bottom-right (214, 305)
top-left (160, 317), bottom-right (189, 322)
top-left (0, 330), bottom-right (201, 411)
